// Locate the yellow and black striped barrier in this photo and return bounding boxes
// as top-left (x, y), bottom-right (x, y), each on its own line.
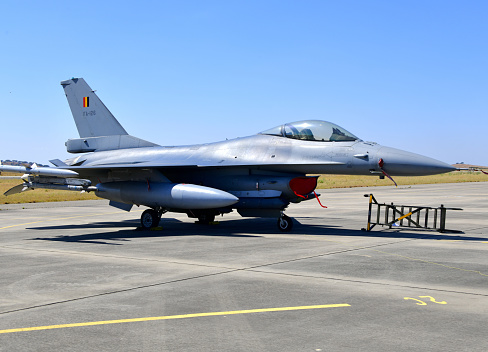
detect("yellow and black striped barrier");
top-left (362, 194), bottom-right (462, 233)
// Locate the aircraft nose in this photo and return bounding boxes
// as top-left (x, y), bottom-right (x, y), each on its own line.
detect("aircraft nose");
top-left (376, 146), bottom-right (455, 176)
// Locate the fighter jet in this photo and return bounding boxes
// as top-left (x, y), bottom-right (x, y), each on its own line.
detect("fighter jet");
top-left (1, 78), bottom-right (456, 231)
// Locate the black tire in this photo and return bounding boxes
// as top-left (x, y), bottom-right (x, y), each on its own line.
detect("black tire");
top-left (277, 215), bottom-right (293, 232)
top-left (197, 213), bottom-right (216, 225)
top-left (141, 209), bottom-right (159, 229)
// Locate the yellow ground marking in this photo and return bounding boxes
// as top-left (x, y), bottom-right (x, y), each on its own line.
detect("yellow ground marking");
top-left (372, 249), bottom-right (488, 277)
top-left (418, 296), bottom-right (447, 304)
top-left (0, 304), bottom-right (350, 334)
top-left (404, 296), bottom-right (447, 305)
top-left (396, 212), bottom-right (413, 221)
top-left (0, 210), bottom-right (137, 230)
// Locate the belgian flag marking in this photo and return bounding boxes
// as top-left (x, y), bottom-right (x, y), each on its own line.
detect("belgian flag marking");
top-left (83, 96), bottom-right (89, 108)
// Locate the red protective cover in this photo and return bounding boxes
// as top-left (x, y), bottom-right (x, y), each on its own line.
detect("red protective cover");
top-left (289, 176), bottom-right (318, 197)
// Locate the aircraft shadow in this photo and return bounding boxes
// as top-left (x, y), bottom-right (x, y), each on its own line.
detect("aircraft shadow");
top-left (26, 216), bottom-right (486, 245)
top-left (27, 218), bottom-right (264, 245)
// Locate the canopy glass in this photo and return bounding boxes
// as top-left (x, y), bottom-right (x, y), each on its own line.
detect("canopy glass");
top-left (259, 120), bottom-right (360, 142)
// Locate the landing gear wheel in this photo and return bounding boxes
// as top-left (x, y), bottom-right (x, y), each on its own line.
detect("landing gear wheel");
top-left (197, 213), bottom-right (215, 225)
top-left (278, 215), bottom-right (293, 232)
top-left (141, 209), bottom-right (159, 229)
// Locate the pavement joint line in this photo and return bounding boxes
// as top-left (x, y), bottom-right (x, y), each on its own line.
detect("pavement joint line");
top-left (239, 239), bottom-right (420, 272)
top-left (0, 217), bottom-right (44, 221)
top-left (2, 222), bottom-right (482, 316)
top-left (1, 238), bottom-right (416, 274)
top-left (244, 269), bottom-right (488, 297)
top-left (1, 216), bottom-right (484, 315)
top-left (0, 268), bottom-right (241, 315)
top-left (0, 237), bottom-right (416, 271)
top-left (0, 239), bottom-right (416, 316)
top-left (464, 226), bottom-right (488, 231)
top-left (0, 211), bottom-right (129, 230)
top-left (370, 249), bottom-right (488, 277)
top-left (1, 236), bottom-right (486, 317)
top-left (0, 304), bottom-right (351, 334)
top-left (0, 245), bottom-right (238, 270)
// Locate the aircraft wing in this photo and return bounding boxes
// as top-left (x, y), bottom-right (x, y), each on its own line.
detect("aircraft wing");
top-left (63, 160), bottom-right (345, 171)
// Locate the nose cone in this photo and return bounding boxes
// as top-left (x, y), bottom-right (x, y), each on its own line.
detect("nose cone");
top-left (377, 146), bottom-right (455, 176)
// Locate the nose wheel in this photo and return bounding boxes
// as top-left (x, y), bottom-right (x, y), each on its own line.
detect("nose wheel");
top-left (277, 214), bottom-right (293, 232)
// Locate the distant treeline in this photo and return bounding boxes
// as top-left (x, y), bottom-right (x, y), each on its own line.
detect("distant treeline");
top-left (0, 160), bottom-right (50, 167)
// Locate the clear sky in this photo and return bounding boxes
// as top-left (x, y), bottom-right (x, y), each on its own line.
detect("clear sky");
top-left (1, 0), bottom-right (487, 166)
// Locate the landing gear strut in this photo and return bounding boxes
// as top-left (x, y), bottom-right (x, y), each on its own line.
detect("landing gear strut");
top-left (277, 214), bottom-right (293, 232)
top-left (187, 210), bottom-right (219, 225)
top-left (197, 213), bottom-right (216, 225)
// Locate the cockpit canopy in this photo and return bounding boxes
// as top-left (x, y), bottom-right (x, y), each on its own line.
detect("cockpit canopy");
top-left (259, 120), bottom-right (360, 142)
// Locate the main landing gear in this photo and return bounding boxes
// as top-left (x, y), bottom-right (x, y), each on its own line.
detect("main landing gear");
top-left (196, 213), bottom-right (216, 225)
top-left (277, 214), bottom-right (293, 232)
top-left (140, 208), bottom-right (294, 232)
top-left (140, 208), bottom-right (166, 230)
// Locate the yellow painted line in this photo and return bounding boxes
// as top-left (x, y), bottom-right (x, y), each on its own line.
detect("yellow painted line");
top-left (0, 304), bottom-right (350, 334)
top-left (0, 211), bottom-right (133, 230)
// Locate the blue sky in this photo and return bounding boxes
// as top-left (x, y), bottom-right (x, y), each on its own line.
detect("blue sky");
top-left (1, 0), bottom-right (487, 166)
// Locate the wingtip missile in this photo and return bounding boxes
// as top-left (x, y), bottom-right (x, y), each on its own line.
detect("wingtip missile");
top-left (0, 164), bottom-right (78, 178)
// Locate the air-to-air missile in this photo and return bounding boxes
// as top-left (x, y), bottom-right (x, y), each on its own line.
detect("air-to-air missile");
top-left (0, 162), bottom-right (79, 178)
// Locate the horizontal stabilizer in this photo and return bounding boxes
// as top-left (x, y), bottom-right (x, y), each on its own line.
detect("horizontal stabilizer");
top-left (50, 159), bottom-right (68, 167)
top-left (66, 135), bottom-right (159, 153)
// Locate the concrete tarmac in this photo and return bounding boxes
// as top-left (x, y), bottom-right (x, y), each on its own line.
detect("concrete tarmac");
top-left (0, 183), bottom-right (487, 351)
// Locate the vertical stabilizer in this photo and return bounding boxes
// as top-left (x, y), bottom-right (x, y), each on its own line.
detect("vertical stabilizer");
top-left (61, 78), bottom-right (128, 138)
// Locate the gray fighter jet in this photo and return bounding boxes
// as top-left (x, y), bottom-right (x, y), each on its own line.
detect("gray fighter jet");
top-left (1, 78), bottom-right (455, 231)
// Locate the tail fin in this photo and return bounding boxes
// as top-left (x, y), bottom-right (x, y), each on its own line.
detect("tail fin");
top-left (61, 78), bottom-right (158, 153)
top-left (61, 78), bottom-right (128, 138)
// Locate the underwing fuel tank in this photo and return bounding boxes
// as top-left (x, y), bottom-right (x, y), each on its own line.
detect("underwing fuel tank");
top-left (95, 182), bottom-right (239, 209)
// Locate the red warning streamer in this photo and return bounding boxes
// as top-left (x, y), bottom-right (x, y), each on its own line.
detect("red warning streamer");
top-left (378, 158), bottom-right (398, 187)
top-left (314, 191), bottom-right (327, 208)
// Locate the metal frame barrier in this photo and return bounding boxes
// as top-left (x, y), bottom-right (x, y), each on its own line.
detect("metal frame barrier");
top-left (363, 194), bottom-right (463, 233)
